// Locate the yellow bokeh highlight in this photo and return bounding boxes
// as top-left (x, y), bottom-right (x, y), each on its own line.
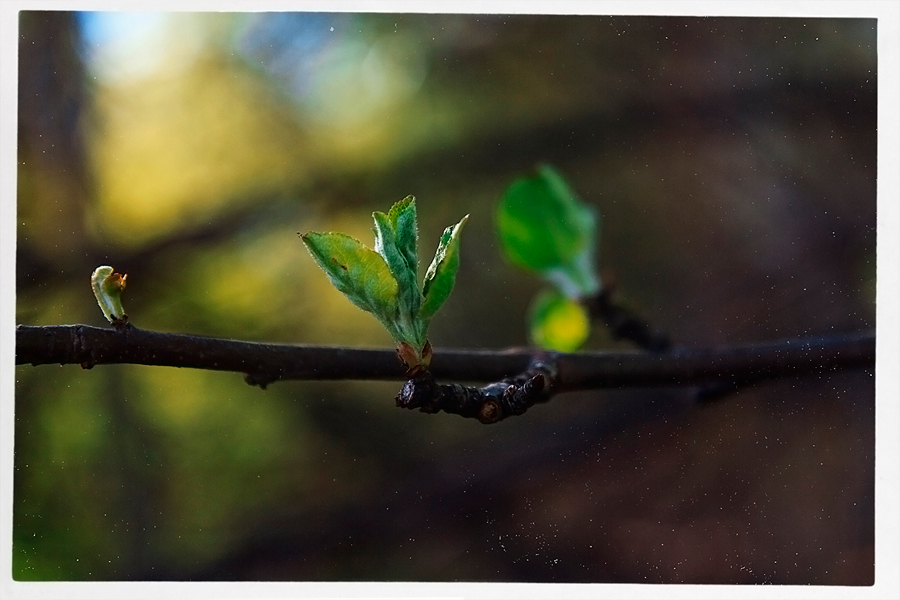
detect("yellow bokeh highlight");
top-left (82, 17), bottom-right (444, 249)
top-left (87, 52), bottom-right (312, 247)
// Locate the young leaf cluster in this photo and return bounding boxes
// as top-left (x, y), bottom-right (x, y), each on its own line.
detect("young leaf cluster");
top-left (301, 196), bottom-right (467, 371)
top-left (497, 165), bottom-right (602, 352)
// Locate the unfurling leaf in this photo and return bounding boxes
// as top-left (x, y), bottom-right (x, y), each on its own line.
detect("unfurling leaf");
top-left (372, 199), bottom-right (420, 329)
top-left (420, 214), bottom-right (468, 321)
top-left (91, 265), bottom-right (128, 324)
top-left (299, 231), bottom-right (398, 320)
top-left (497, 164), bottom-right (601, 298)
top-left (528, 288), bottom-right (590, 352)
top-left (385, 195), bottom-right (418, 274)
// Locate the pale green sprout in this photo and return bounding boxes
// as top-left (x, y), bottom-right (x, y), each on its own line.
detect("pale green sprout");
top-left (91, 265), bottom-right (128, 324)
top-left (300, 196), bottom-right (467, 372)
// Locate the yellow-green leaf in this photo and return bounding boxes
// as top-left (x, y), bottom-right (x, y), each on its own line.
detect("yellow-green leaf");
top-left (300, 231), bottom-right (398, 319)
top-left (528, 288), bottom-right (590, 352)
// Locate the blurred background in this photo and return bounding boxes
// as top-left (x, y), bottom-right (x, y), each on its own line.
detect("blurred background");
top-left (14, 11), bottom-right (876, 583)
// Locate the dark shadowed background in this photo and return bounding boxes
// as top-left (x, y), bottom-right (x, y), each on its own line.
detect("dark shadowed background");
top-left (14, 11), bottom-right (876, 583)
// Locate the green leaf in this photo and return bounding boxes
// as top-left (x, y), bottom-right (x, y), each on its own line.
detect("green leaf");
top-left (420, 214), bottom-right (468, 320)
top-left (528, 288), bottom-right (590, 352)
top-left (497, 164), bottom-right (600, 297)
top-left (300, 231), bottom-right (398, 320)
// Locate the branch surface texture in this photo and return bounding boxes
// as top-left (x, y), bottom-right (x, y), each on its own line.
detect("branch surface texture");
top-left (17, 324), bottom-right (874, 422)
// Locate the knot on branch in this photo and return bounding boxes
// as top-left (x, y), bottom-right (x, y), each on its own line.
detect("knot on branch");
top-left (395, 358), bottom-right (557, 424)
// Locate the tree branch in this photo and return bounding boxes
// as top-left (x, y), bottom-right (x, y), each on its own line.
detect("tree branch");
top-left (16, 324), bottom-right (874, 405)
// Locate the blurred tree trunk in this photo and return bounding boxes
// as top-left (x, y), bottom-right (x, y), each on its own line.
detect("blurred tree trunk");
top-left (17, 11), bottom-right (91, 280)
